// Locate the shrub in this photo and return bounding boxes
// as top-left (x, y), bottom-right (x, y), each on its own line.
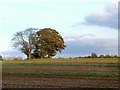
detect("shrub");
top-left (99, 55), bottom-right (104, 58)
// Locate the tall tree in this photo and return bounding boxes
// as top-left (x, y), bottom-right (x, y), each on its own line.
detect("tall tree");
top-left (34, 28), bottom-right (66, 58)
top-left (12, 28), bottom-right (37, 59)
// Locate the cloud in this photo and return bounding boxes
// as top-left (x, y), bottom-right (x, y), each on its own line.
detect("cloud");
top-left (75, 2), bottom-right (118, 29)
top-left (60, 37), bottom-right (118, 57)
top-left (64, 34), bottom-right (96, 42)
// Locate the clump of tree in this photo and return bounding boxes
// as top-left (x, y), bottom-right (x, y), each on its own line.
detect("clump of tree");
top-left (90, 53), bottom-right (118, 58)
top-left (91, 53), bottom-right (98, 58)
top-left (99, 55), bottom-right (104, 58)
top-left (12, 28), bottom-right (66, 59)
top-left (99, 54), bottom-right (118, 58)
top-left (77, 53), bottom-right (118, 58)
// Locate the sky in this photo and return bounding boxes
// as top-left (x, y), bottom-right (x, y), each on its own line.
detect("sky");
top-left (0, 0), bottom-right (119, 58)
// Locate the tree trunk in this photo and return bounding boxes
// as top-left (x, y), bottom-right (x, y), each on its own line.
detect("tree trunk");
top-left (28, 53), bottom-right (31, 60)
top-left (48, 54), bottom-right (51, 58)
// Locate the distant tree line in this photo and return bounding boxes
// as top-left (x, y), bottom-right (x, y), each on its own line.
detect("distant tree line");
top-left (0, 52), bottom-right (119, 61)
top-left (12, 28), bottom-right (66, 60)
top-left (77, 53), bottom-right (119, 58)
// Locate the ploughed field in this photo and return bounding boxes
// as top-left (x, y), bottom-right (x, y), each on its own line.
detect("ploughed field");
top-left (2, 58), bottom-right (119, 88)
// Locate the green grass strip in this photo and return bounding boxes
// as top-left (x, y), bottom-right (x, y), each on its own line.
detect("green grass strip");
top-left (3, 72), bottom-right (120, 78)
top-left (3, 63), bottom-right (119, 67)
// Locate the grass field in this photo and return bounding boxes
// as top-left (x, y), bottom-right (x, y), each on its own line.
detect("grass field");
top-left (2, 58), bottom-right (119, 88)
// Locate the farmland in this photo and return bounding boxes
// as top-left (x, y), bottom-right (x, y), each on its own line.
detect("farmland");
top-left (2, 58), bottom-right (119, 88)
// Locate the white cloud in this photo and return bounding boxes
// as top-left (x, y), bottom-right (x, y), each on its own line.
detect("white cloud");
top-left (64, 34), bottom-right (96, 42)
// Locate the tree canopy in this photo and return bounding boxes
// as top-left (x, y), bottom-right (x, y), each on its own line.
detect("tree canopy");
top-left (33, 28), bottom-right (66, 58)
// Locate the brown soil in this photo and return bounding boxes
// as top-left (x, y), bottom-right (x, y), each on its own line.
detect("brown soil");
top-left (2, 75), bottom-right (119, 88)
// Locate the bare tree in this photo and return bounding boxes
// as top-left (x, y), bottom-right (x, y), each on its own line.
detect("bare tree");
top-left (12, 28), bottom-right (38, 59)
